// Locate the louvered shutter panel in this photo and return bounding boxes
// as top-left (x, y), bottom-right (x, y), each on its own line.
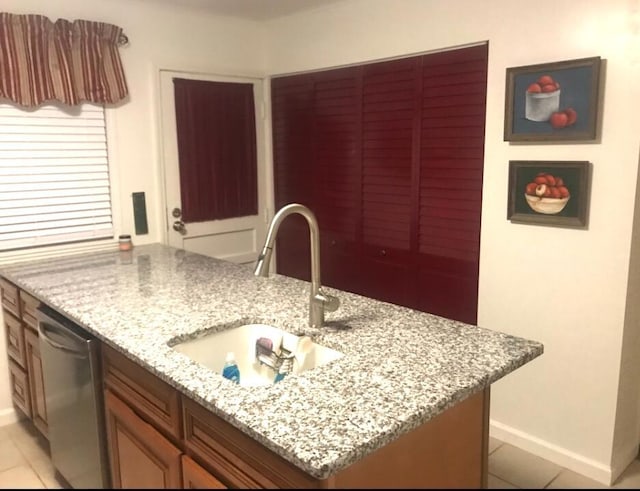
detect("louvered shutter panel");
top-left (312, 67), bottom-right (361, 243)
top-left (419, 45), bottom-right (487, 262)
top-left (416, 44), bottom-right (488, 324)
top-left (272, 75), bottom-right (315, 209)
top-left (271, 74), bottom-right (315, 280)
top-left (272, 44), bottom-right (488, 324)
top-left (0, 103), bottom-right (114, 251)
top-left (362, 57), bottom-right (419, 252)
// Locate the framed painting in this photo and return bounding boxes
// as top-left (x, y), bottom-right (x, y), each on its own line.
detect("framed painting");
top-left (507, 161), bottom-right (590, 228)
top-left (504, 57), bottom-right (601, 142)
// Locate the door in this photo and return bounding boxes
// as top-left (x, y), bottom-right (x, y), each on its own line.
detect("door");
top-left (160, 70), bottom-right (270, 265)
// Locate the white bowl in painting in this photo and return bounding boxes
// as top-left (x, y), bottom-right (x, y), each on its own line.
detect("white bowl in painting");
top-left (525, 90), bottom-right (560, 122)
top-left (525, 194), bottom-right (570, 214)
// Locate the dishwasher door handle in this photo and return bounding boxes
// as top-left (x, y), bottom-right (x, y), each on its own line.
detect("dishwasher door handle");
top-left (39, 323), bottom-right (88, 358)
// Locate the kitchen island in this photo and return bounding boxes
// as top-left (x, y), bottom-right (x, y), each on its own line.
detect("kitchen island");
top-left (0, 243), bottom-right (543, 488)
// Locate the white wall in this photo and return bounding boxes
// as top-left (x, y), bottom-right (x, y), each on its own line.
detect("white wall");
top-left (264, 0), bottom-right (640, 484)
top-left (0, 0), bottom-right (267, 426)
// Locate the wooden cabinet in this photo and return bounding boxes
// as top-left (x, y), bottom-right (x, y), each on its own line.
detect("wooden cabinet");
top-left (1, 277), bottom-right (48, 437)
top-left (0, 277), bottom-right (20, 318)
top-left (103, 343), bottom-right (205, 489)
top-left (182, 397), bottom-right (319, 489)
top-left (4, 309), bottom-right (25, 368)
top-left (24, 327), bottom-right (48, 437)
top-left (181, 455), bottom-right (226, 489)
top-left (101, 343), bottom-right (321, 489)
top-left (101, 344), bottom-right (489, 489)
top-left (105, 389), bottom-right (182, 489)
top-left (7, 358), bottom-right (31, 417)
top-left (20, 290), bottom-right (40, 331)
top-left (102, 343), bottom-right (182, 444)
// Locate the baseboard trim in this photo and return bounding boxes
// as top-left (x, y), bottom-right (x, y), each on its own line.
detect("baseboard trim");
top-left (490, 419), bottom-right (613, 485)
top-left (0, 406), bottom-right (21, 428)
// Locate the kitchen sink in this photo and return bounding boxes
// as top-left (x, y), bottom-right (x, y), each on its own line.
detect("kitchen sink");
top-left (170, 323), bottom-right (343, 387)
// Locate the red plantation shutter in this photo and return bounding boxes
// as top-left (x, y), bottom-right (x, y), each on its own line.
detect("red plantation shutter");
top-left (419, 45), bottom-right (486, 262)
top-left (272, 75), bottom-right (314, 209)
top-left (416, 44), bottom-right (487, 323)
top-left (312, 67), bottom-right (361, 244)
top-left (362, 57), bottom-right (419, 252)
top-left (271, 44), bottom-right (488, 325)
top-left (173, 78), bottom-right (257, 223)
top-left (271, 73), bottom-right (315, 280)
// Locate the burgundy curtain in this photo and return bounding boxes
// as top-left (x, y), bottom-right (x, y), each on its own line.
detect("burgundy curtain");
top-left (0, 13), bottom-right (128, 107)
top-left (173, 78), bottom-right (258, 223)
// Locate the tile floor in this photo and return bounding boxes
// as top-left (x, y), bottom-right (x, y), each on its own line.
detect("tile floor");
top-left (488, 436), bottom-right (640, 489)
top-left (0, 419), bottom-right (639, 489)
top-left (0, 421), bottom-right (66, 489)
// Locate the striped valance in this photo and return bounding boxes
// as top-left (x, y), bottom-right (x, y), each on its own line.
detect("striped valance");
top-left (0, 13), bottom-right (129, 107)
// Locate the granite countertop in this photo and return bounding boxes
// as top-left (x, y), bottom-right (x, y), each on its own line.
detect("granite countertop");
top-left (0, 243), bottom-right (543, 479)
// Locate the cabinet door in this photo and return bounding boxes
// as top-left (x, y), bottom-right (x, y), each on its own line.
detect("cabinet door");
top-left (0, 278), bottom-right (20, 318)
top-left (102, 344), bottom-right (182, 443)
top-left (181, 455), bottom-right (226, 489)
top-left (24, 327), bottom-right (48, 438)
top-left (105, 390), bottom-right (182, 489)
top-left (3, 309), bottom-right (26, 368)
top-left (8, 359), bottom-right (31, 418)
top-left (19, 290), bottom-right (40, 331)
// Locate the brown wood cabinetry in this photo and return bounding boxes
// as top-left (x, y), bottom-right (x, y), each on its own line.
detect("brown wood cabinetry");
top-left (182, 397), bottom-right (319, 489)
top-left (104, 389), bottom-right (183, 489)
top-left (101, 343), bottom-right (489, 489)
top-left (7, 358), bottom-right (31, 417)
top-left (4, 309), bottom-right (25, 368)
top-left (1, 277), bottom-right (48, 437)
top-left (102, 343), bottom-right (182, 444)
top-left (181, 455), bottom-right (226, 489)
top-left (24, 327), bottom-right (48, 437)
top-left (0, 277), bottom-right (20, 318)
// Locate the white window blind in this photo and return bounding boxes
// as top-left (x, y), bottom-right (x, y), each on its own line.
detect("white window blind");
top-left (0, 103), bottom-right (114, 251)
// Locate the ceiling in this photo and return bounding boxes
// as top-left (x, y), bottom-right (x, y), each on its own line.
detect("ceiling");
top-left (138, 0), bottom-right (342, 20)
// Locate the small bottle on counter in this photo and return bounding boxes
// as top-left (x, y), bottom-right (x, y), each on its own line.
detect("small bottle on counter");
top-left (118, 234), bottom-right (133, 251)
top-left (222, 352), bottom-right (240, 384)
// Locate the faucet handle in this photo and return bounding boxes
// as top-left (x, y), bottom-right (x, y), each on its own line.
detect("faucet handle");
top-left (315, 290), bottom-right (340, 313)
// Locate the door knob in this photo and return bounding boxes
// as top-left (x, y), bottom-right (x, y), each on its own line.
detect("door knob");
top-left (173, 220), bottom-right (187, 235)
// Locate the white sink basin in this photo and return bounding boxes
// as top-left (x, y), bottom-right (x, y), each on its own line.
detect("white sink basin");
top-left (171, 323), bottom-right (343, 387)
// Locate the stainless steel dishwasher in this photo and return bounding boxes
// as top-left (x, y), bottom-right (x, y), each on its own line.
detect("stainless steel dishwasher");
top-left (37, 305), bottom-right (110, 488)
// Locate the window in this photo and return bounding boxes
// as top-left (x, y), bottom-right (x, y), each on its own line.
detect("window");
top-left (0, 103), bottom-right (114, 251)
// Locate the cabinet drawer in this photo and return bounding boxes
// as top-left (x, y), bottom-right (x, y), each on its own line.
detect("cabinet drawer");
top-left (182, 397), bottom-right (320, 489)
top-left (8, 359), bottom-right (31, 418)
top-left (0, 278), bottom-right (20, 318)
top-left (20, 290), bottom-right (40, 331)
top-left (102, 344), bottom-right (182, 443)
top-left (4, 309), bottom-right (26, 368)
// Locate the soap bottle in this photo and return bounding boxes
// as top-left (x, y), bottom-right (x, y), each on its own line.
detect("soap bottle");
top-left (222, 352), bottom-right (240, 384)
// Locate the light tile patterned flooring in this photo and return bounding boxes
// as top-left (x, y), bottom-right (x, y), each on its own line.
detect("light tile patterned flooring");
top-left (488, 437), bottom-right (640, 489)
top-left (1, 419), bottom-right (640, 489)
top-left (0, 421), bottom-right (66, 489)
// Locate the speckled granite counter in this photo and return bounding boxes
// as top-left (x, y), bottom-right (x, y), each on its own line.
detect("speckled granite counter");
top-left (0, 243), bottom-right (542, 479)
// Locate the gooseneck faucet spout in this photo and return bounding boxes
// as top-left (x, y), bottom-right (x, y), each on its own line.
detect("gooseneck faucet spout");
top-left (254, 203), bottom-right (340, 328)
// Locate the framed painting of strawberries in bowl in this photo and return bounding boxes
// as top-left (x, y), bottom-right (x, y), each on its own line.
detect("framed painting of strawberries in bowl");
top-left (507, 161), bottom-right (591, 228)
top-left (504, 57), bottom-right (601, 141)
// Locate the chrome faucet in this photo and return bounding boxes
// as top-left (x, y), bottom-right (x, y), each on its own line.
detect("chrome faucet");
top-left (254, 203), bottom-right (340, 328)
